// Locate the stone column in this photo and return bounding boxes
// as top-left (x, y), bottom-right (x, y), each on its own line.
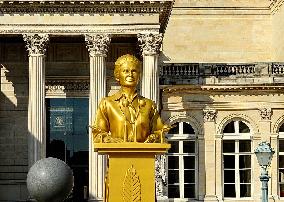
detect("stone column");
top-left (138, 33), bottom-right (163, 105)
top-left (85, 34), bottom-right (111, 202)
top-left (138, 33), bottom-right (164, 199)
top-left (203, 109), bottom-right (218, 201)
top-left (23, 34), bottom-right (49, 168)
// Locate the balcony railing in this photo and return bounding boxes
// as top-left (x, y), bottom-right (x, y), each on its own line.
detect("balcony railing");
top-left (160, 63), bottom-right (284, 85)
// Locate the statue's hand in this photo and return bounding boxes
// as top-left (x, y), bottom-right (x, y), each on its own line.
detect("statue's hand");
top-left (144, 133), bottom-right (160, 143)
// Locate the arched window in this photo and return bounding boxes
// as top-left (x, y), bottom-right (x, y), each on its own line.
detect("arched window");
top-left (166, 122), bottom-right (197, 200)
top-left (278, 122), bottom-right (284, 197)
top-left (222, 120), bottom-right (252, 199)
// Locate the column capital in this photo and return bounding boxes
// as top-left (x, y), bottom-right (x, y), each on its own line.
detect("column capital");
top-left (259, 107), bottom-right (272, 121)
top-left (85, 34), bottom-right (111, 57)
top-left (138, 33), bottom-right (163, 56)
top-left (203, 109), bottom-right (217, 122)
top-left (23, 34), bottom-right (49, 56)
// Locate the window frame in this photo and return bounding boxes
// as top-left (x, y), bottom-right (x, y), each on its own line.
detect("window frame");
top-left (166, 122), bottom-right (198, 201)
top-left (222, 120), bottom-right (253, 200)
top-left (278, 131), bottom-right (284, 198)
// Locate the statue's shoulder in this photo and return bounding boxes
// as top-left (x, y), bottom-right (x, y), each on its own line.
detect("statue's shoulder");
top-left (138, 96), bottom-right (156, 107)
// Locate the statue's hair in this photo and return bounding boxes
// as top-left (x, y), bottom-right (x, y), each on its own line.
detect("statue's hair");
top-left (114, 54), bottom-right (141, 79)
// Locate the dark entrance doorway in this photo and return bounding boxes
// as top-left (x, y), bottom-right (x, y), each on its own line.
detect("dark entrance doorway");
top-left (46, 98), bottom-right (89, 201)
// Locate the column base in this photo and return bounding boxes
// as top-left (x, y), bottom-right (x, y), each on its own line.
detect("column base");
top-left (204, 195), bottom-right (219, 202)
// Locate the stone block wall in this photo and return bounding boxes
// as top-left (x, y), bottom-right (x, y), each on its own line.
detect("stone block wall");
top-left (0, 36), bottom-right (29, 201)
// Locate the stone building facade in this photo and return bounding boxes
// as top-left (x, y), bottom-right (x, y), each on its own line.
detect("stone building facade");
top-left (1, 0), bottom-right (284, 201)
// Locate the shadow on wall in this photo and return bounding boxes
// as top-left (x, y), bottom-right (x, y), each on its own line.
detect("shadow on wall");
top-left (0, 35), bottom-right (30, 201)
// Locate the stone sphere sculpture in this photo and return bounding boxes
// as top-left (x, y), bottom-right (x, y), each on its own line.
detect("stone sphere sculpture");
top-left (27, 157), bottom-right (74, 202)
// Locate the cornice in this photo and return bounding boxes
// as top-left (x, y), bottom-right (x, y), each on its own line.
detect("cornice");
top-left (0, 0), bottom-right (174, 33)
top-left (162, 84), bottom-right (284, 94)
top-left (0, 24), bottom-right (159, 34)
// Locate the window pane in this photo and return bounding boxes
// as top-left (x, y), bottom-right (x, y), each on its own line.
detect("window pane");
top-left (280, 156), bottom-right (284, 168)
top-left (168, 170), bottom-right (179, 184)
top-left (224, 155), bottom-right (235, 169)
top-left (183, 141), bottom-right (195, 153)
top-left (239, 121), bottom-right (250, 133)
top-left (239, 155), bottom-right (251, 169)
top-left (168, 141), bottom-right (179, 153)
top-left (168, 156), bottom-right (179, 169)
top-left (184, 170), bottom-right (195, 183)
top-left (184, 156), bottom-right (195, 169)
top-left (239, 140), bottom-right (251, 152)
top-left (240, 170), bottom-right (251, 183)
top-left (279, 169), bottom-right (284, 182)
top-left (168, 185), bottom-right (180, 198)
top-left (224, 170), bottom-right (235, 183)
top-left (223, 122), bottom-right (235, 133)
top-left (280, 184), bottom-right (284, 197)
top-left (223, 140), bottom-right (235, 153)
top-left (184, 184), bottom-right (195, 198)
top-left (280, 140), bottom-right (284, 152)
top-left (240, 184), bottom-right (251, 197)
top-left (168, 124), bottom-right (179, 134)
top-left (279, 124), bottom-right (284, 132)
top-left (224, 184), bottom-right (236, 197)
top-left (183, 122), bottom-right (194, 134)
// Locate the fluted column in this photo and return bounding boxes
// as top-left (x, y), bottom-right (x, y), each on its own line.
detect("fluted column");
top-left (138, 33), bottom-right (163, 106)
top-left (23, 34), bottom-right (49, 168)
top-left (138, 33), bottom-right (163, 198)
top-left (85, 34), bottom-right (111, 202)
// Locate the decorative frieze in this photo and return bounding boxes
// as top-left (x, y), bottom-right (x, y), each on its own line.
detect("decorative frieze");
top-left (85, 34), bottom-right (111, 57)
top-left (138, 33), bottom-right (163, 55)
top-left (45, 79), bottom-right (89, 95)
top-left (23, 34), bottom-right (49, 55)
top-left (259, 108), bottom-right (272, 120)
top-left (203, 109), bottom-right (217, 122)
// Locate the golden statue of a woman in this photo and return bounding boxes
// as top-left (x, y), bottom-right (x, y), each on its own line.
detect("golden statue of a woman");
top-left (92, 54), bottom-right (170, 144)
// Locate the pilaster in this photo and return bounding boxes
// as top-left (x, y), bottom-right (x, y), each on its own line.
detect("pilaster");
top-left (203, 109), bottom-right (218, 201)
top-left (85, 33), bottom-right (111, 202)
top-left (23, 33), bottom-right (49, 168)
top-left (215, 134), bottom-right (223, 201)
top-left (270, 133), bottom-right (279, 201)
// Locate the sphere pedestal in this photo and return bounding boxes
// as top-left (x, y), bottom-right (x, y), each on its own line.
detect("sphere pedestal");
top-left (27, 157), bottom-right (74, 202)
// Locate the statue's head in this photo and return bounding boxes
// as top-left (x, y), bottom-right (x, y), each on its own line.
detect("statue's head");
top-left (114, 54), bottom-right (141, 88)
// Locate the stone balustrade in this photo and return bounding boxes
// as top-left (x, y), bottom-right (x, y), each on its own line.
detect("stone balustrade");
top-left (160, 63), bottom-right (284, 85)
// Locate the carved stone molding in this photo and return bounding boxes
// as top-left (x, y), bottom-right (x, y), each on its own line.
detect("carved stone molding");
top-left (138, 33), bottom-right (163, 56)
top-left (155, 155), bottom-right (167, 200)
top-left (23, 34), bottom-right (49, 55)
top-left (203, 109), bottom-right (217, 122)
top-left (45, 79), bottom-right (89, 96)
top-left (85, 34), bottom-right (111, 57)
top-left (259, 108), bottom-right (272, 120)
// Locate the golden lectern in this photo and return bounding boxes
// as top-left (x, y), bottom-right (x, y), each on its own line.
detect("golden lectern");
top-left (94, 143), bottom-right (170, 202)
top-left (91, 54), bottom-right (172, 202)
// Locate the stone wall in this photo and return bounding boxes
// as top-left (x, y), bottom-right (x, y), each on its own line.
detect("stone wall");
top-left (272, 2), bottom-right (284, 62)
top-left (162, 2), bottom-right (272, 63)
top-left (0, 36), bottom-right (29, 201)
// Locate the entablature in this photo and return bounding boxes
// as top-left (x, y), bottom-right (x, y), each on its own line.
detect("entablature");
top-left (0, 0), bottom-right (174, 34)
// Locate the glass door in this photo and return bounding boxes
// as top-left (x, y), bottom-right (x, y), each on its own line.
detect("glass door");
top-left (46, 98), bottom-right (89, 201)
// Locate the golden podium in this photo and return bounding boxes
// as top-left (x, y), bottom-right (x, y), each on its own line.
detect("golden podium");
top-left (91, 54), bottom-right (172, 201)
top-left (94, 143), bottom-right (170, 202)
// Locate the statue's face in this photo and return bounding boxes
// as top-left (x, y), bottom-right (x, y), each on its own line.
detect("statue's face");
top-left (116, 61), bottom-right (140, 87)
